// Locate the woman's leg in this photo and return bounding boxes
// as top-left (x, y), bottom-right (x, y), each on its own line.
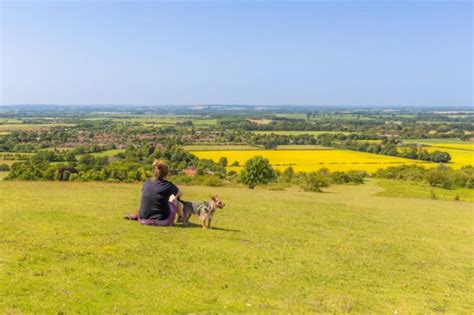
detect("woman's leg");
top-left (166, 201), bottom-right (177, 224)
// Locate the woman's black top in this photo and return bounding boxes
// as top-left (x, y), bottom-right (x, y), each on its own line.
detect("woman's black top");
top-left (139, 179), bottom-right (179, 220)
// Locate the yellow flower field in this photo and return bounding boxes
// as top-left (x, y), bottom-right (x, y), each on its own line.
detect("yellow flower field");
top-left (192, 149), bottom-right (438, 173)
top-left (425, 145), bottom-right (473, 169)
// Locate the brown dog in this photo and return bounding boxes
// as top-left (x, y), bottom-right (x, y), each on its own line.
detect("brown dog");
top-left (175, 196), bottom-right (225, 229)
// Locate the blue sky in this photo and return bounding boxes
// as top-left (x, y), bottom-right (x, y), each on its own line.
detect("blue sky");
top-left (0, 0), bottom-right (472, 106)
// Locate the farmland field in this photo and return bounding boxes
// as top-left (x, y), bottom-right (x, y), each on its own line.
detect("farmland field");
top-left (192, 149), bottom-right (437, 172)
top-left (84, 115), bottom-right (217, 126)
top-left (254, 130), bottom-right (355, 135)
top-left (403, 138), bottom-right (472, 145)
top-left (182, 145), bottom-right (259, 151)
top-left (275, 145), bottom-right (331, 150)
top-left (88, 149), bottom-right (126, 157)
top-left (399, 139), bottom-right (473, 168)
top-left (425, 147), bottom-right (473, 168)
top-left (0, 123), bottom-right (75, 131)
top-left (0, 180), bottom-right (472, 313)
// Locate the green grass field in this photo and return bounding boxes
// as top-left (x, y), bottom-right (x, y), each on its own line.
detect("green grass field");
top-left (0, 180), bottom-right (472, 313)
top-left (376, 179), bottom-right (474, 202)
top-left (88, 149), bottom-right (126, 157)
top-left (403, 138), bottom-right (472, 145)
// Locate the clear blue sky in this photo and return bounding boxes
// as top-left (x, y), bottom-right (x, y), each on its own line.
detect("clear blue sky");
top-left (1, 0), bottom-right (472, 106)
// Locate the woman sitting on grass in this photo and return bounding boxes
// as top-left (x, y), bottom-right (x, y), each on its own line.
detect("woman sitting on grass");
top-left (138, 160), bottom-right (182, 226)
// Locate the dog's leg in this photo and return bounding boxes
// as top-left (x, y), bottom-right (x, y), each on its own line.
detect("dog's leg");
top-left (175, 201), bottom-right (184, 223)
top-left (182, 208), bottom-right (192, 227)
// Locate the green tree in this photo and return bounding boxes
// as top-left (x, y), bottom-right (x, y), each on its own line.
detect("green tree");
top-left (240, 156), bottom-right (276, 189)
top-left (430, 150), bottom-right (451, 163)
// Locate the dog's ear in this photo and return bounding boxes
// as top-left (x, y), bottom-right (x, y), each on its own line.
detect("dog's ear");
top-left (210, 195), bottom-right (217, 201)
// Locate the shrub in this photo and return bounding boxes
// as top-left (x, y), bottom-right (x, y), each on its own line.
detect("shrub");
top-left (279, 166), bottom-right (295, 183)
top-left (427, 169), bottom-right (452, 189)
top-left (300, 172), bottom-right (330, 192)
top-left (218, 157), bottom-right (228, 167)
top-left (240, 156), bottom-right (277, 189)
top-left (0, 163), bottom-right (10, 171)
top-left (346, 170), bottom-right (366, 184)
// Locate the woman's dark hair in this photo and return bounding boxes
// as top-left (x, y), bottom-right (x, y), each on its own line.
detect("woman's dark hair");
top-left (152, 160), bottom-right (169, 180)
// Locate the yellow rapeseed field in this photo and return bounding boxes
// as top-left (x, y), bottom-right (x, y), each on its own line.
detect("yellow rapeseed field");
top-left (425, 145), bottom-right (473, 169)
top-left (192, 149), bottom-right (438, 173)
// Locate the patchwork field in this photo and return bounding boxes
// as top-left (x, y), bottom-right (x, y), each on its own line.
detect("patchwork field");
top-left (88, 149), bottom-right (126, 157)
top-left (254, 130), bottom-right (355, 135)
top-left (192, 149), bottom-right (437, 172)
top-left (0, 123), bottom-right (75, 131)
top-left (401, 139), bottom-right (473, 169)
top-left (403, 138), bottom-right (472, 145)
top-left (426, 147), bottom-right (473, 168)
top-left (0, 181), bottom-right (472, 313)
top-left (183, 145), bottom-right (259, 151)
top-left (84, 115), bottom-right (217, 126)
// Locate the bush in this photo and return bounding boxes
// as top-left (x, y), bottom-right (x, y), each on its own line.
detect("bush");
top-left (0, 163), bottom-right (10, 171)
top-left (300, 172), bottom-right (330, 192)
top-left (172, 174), bottom-right (224, 187)
top-left (240, 156), bottom-right (277, 189)
top-left (279, 166), bottom-right (295, 183)
top-left (427, 169), bottom-right (452, 189)
top-left (218, 157), bottom-right (228, 167)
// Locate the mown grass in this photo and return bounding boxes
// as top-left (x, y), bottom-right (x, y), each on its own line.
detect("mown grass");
top-left (0, 181), bottom-right (472, 313)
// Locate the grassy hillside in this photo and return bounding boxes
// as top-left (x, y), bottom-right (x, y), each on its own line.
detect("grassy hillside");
top-left (0, 181), bottom-right (472, 313)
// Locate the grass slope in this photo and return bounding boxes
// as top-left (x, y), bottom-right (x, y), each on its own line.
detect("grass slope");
top-left (0, 181), bottom-right (472, 313)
